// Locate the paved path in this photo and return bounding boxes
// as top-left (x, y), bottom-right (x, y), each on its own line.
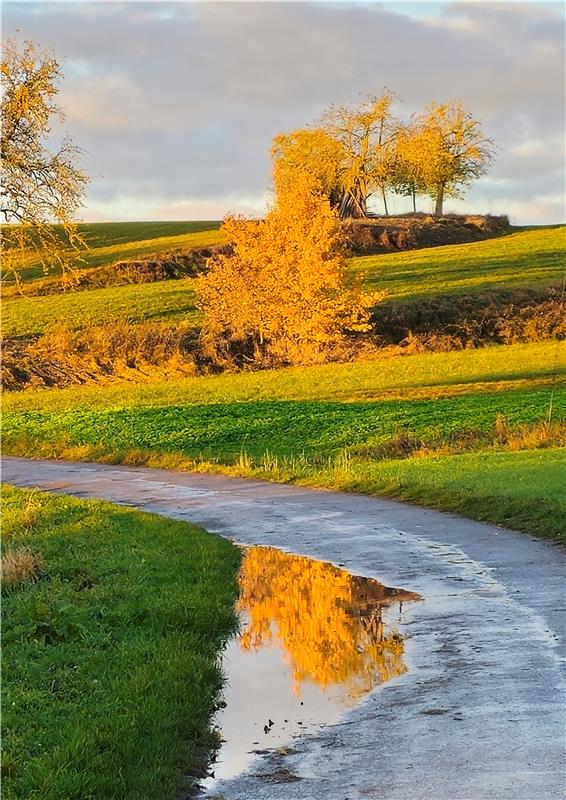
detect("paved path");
top-left (3, 457), bottom-right (565, 800)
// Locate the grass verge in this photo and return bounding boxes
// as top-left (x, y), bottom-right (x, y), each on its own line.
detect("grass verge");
top-left (1, 486), bottom-right (241, 800)
top-left (318, 448), bottom-right (566, 541)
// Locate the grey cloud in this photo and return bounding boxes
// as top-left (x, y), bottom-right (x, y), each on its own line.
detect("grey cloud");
top-left (3, 1), bottom-right (564, 222)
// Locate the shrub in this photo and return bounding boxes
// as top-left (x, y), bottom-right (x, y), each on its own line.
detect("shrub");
top-left (372, 286), bottom-right (565, 350)
top-left (196, 171), bottom-right (382, 368)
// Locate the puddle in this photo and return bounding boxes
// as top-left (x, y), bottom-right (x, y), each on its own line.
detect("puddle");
top-left (201, 546), bottom-right (420, 790)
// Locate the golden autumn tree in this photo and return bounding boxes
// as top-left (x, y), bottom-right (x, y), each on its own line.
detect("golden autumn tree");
top-left (319, 90), bottom-right (399, 217)
top-left (272, 91), bottom-right (399, 219)
top-left (271, 128), bottom-right (345, 211)
top-left (196, 169), bottom-right (380, 367)
top-left (392, 121), bottom-right (429, 213)
top-left (414, 101), bottom-right (495, 216)
top-left (1, 38), bottom-right (89, 286)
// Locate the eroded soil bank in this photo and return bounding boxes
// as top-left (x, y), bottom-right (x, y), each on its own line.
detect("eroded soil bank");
top-left (3, 457), bottom-right (565, 800)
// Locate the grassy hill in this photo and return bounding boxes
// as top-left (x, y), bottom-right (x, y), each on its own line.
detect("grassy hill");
top-left (352, 226), bottom-right (565, 301)
top-left (3, 225), bottom-right (564, 339)
top-left (1, 220), bottom-right (223, 284)
top-left (2, 280), bottom-right (199, 338)
top-left (2, 222), bottom-right (565, 539)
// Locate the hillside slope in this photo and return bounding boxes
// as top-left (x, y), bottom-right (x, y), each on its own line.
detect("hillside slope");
top-left (3, 223), bottom-right (564, 538)
top-left (1, 220), bottom-right (223, 284)
top-left (3, 225), bottom-right (564, 339)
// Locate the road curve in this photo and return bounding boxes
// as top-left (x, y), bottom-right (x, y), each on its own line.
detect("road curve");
top-left (3, 456), bottom-right (565, 800)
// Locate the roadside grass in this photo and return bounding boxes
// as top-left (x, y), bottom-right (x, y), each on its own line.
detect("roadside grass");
top-left (352, 227), bottom-right (566, 301)
top-left (317, 448), bottom-right (566, 541)
top-left (1, 221), bottom-right (223, 284)
top-left (2, 280), bottom-right (200, 338)
top-left (4, 341), bottom-right (563, 413)
top-left (1, 485), bottom-right (241, 800)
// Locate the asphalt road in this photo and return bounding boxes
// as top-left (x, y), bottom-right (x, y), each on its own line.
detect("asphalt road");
top-left (3, 456), bottom-right (565, 800)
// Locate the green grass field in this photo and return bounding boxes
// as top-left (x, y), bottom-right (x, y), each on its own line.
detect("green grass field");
top-left (2, 486), bottom-right (240, 800)
top-left (352, 226), bottom-right (565, 301)
top-left (4, 342), bottom-right (565, 539)
top-left (3, 225), bottom-right (564, 339)
top-left (2, 220), bottom-right (223, 284)
top-left (2, 279), bottom-right (199, 338)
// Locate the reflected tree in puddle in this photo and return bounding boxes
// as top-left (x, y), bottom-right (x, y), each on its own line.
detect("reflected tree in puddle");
top-left (237, 546), bottom-right (421, 700)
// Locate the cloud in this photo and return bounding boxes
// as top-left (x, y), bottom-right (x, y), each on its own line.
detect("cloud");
top-left (3, 0), bottom-right (564, 223)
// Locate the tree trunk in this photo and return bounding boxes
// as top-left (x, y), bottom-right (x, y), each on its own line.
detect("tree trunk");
top-left (381, 187), bottom-right (389, 216)
top-left (339, 185), bottom-right (367, 219)
top-left (434, 184), bottom-right (445, 216)
top-left (412, 186), bottom-right (417, 213)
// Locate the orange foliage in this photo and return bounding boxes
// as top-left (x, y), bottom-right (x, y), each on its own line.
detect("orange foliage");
top-left (196, 170), bottom-right (381, 368)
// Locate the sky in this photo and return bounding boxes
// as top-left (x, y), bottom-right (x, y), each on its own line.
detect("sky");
top-left (3, 1), bottom-right (565, 224)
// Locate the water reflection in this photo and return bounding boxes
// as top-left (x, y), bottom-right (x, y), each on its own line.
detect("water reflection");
top-left (203, 546), bottom-right (420, 790)
top-left (238, 546), bottom-right (420, 699)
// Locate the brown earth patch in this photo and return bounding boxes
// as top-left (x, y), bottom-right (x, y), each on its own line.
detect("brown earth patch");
top-left (343, 213), bottom-right (510, 255)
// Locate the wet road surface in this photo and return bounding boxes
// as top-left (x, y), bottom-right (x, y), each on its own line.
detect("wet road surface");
top-left (3, 457), bottom-right (565, 800)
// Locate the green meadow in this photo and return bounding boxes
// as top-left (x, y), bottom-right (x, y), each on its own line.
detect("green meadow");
top-left (1, 486), bottom-right (240, 800)
top-left (1, 220), bottom-right (223, 284)
top-left (2, 224), bottom-right (565, 539)
top-left (3, 340), bottom-right (560, 412)
top-left (2, 279), bottom-right (199, 338)
top-left (352, 226), bottom-right (565, 301)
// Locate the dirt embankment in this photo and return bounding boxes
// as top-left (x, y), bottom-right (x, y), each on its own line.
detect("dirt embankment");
top-left (343, 214), bottom-right (510, 255)
top-left (1, 323), bottom-right (199, 391)
top-left (3, 244), bottom-right (232, 298)
top-left (3, 286), bottom-right (563, 392)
